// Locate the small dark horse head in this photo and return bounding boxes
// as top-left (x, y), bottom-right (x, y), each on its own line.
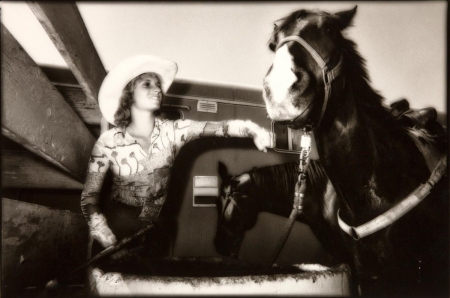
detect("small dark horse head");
top-left (214, 162), bottom-right (260, 257)
top-left (263, 6), bottom-right (357, 127)
top-left (213, 160), bottom-right (348, 263)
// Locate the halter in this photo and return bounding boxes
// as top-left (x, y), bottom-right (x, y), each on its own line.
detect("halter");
top-left (219, 187), bottom-right (246, 257)
top-left (275, 36), bottom-right (343, 127)
top-left (263, 36), bottom-right (341, 266)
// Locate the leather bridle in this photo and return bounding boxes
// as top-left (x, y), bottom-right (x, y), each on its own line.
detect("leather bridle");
top-left (218, 187), bottom-right (247, 258)
top-left (275, 35), bottom-right (448, 242)
top-left (261, 35), bottom-right (342, 266)
top-left (275, 35), bottom-right (343, 127)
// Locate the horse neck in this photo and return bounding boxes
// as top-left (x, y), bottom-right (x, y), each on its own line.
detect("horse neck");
top-left (250, 163), bottom-right (298, 216)
top-left (314, 79), bottom-right (429, 220)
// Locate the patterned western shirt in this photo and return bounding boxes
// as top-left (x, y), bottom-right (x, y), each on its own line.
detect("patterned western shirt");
top-left (81, 117), bottom-right (255, 223)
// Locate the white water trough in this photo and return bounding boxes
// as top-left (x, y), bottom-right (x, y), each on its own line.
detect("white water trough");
top-left (87, 257), bottom-right (351, 296)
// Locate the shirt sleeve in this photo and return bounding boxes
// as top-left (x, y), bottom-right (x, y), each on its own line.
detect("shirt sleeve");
top-left (172, 119), bottom-right (260, 152)
top-left (80, 137), bottom-right (110, 223)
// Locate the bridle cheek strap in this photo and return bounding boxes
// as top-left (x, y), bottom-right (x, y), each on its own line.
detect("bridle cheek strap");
top-left (338, 154), bottom-right (447, 240)
top-left (276, 36), bottom-right (343, 126)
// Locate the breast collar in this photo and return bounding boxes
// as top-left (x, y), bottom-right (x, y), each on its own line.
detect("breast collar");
top-left (337, 154), bottom-right (447, 240)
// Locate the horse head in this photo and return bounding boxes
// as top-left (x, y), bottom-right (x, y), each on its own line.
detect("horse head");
top-left (214, 162), bottom-right (259, 258)
top-left (263, 6), bottom-right (357, 128)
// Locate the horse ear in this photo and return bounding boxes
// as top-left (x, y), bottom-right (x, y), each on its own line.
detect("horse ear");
top-left (335, 6), bottom-right (357, 30)
top-left (218, 161), bottom-right (229, 180)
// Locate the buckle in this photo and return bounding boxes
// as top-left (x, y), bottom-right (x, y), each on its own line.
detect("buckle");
top-left (323, 68), bottom-right (330, 85)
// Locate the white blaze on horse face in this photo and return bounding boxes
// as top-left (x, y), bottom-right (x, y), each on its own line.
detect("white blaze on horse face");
top-left (263, 45), bottom-right (301, 120)
top-left (222, 185), bottom-right (233, 218)
top-left (222, 175), bottom-right (249, 218)
top-left (224, 203), bottom-right (233, 218)
top-left (266, 45), bottom-right (296, 105)
top-left (236, 174), bottom-right (250, 184)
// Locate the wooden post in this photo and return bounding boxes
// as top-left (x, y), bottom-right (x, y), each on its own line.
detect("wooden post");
top-left (1, 24), bottom-right (95, 182)
top-left (1, 150), bottom-right (84, 189)
top-left (2, 198), bottom-right (88, 292)
top-left (27, 1), bottom-right (107, 107)
top-left (56, 84), bottom-right (103, 125)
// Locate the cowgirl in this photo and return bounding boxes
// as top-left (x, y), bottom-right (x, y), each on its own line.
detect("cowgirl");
top-left (81, 55), bottom-right (274, 260)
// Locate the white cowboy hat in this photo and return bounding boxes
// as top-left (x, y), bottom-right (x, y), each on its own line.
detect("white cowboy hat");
top-left (98, 55), bottom-right (178, 125)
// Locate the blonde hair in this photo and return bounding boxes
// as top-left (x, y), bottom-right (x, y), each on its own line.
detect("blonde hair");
top-left (113, 72), bottom-right (162, 128)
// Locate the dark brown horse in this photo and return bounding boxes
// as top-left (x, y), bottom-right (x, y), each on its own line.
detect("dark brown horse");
top-left (261, 6), bottom-right (448, 297)
top-left (214, 160), bottom-right (349, 265)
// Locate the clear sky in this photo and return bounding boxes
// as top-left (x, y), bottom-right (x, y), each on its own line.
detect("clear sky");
top-left (2, 1), bottom-right (446, 112)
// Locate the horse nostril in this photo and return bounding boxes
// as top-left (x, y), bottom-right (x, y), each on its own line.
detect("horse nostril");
top-left (214, 238), bottom-right (223, 252)
top-left (292, 68), bottom-right (311, 94)
top-left (214, 237), bottom-right (232, 256)
top-left (263, 82), bottom-right (272, 99)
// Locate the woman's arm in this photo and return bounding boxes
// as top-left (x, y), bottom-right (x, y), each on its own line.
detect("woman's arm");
top-left (173, 119), bottom-right (274, 152)
top-left (81, 139), bottom-right (117, 248)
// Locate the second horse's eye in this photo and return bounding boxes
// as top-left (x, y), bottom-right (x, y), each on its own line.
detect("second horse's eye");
top-left (326, 27), bottom-right (336, 35)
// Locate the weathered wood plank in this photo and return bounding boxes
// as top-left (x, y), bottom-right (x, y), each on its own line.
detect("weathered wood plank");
top-left (1, 24), bottom-right (96, 181)
top-left (56, 85), bottom-right (102, 125)
top-left (2, 150), bottom-right (84, 189)
top-left (28, 1), bottom-right (106, 107)
top-left (2, 198), bottom-right (88, 293)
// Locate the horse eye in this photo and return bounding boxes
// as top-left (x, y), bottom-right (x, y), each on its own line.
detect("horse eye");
top-left (269, 42), bottom-right (276, 52)
top-left (326, 27), bottom-right (336, 35)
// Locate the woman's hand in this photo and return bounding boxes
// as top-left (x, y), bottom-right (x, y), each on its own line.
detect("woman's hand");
top-left (88, 212), bottom-right (117, 248)
top-left (251, 127), bottom-right (275, 153)
top-left (90, 225), bottom-right (117, 247)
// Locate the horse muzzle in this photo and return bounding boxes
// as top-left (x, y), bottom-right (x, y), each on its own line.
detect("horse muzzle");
top-left (213, 231), bottom-right (243, 258)
top-left (262, 43), bottom-right (316, 122)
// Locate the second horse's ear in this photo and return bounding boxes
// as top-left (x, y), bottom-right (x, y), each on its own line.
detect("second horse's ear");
top-left (218, 161), bottom-right (229, 180)
top-left (335, 6), bottom-right (357, 30)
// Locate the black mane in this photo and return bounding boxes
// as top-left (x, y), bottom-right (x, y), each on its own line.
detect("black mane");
top-left (273, 9), bottom-right (388, 116)
top-left (340, 37), bottom-right (387, 113)
top-left (248, 160), bottom-right (329, 207)
top-left (276, 9), bottom-right (339, 31)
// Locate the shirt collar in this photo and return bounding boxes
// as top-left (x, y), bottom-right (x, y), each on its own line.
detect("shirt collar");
top-left (152, 117), bottom-right (162, 141)
top-left (114, 117), bottom-right (163, 145)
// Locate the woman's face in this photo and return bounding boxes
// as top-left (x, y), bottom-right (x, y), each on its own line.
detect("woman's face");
top-left (132, 73), bottom-right (163, 112)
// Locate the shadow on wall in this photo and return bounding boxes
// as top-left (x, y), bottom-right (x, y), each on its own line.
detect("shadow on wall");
top-left (163, 137), bottom-right (257, 252)
top-left (161, 137), bottom-right (332, 267)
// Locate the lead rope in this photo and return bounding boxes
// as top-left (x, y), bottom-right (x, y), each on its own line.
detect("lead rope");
top-left (265, 126), bottom-right (312, 268)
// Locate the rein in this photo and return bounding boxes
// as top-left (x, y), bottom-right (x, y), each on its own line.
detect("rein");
top-left (220, 190), bottom-right (245, 257)
top-left (275, 35), bottom-right (343, 127)
top-left (264, 34), bottom-right (340, 267)
top-left (265, 127), bottom-right (313, 268)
